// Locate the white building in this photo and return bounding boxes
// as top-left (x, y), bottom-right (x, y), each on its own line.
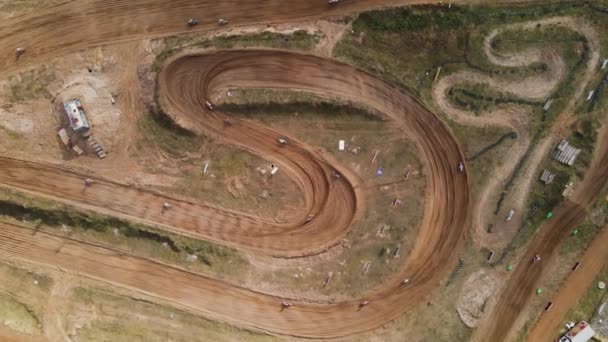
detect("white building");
top-left (63, 98), bottom-right (90, 133)
top-left (554, 140), bottom-right (581, 166)
top-left (558, 321), bottom-right (595, 342)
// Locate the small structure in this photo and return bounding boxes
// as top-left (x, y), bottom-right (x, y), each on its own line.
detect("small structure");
top-left (554, 140), bottom-right (581, 166)
top-left (558, 321), bottom-right (595, 342)
top-left (540, 169), bottom-right (556, 184)
top-left (63, 99), bottom-right (90, 134)
top-left (338, 140), bottom-right (345, 151)
top-left (543, 99), bottom-right (554, 112)
top-left (505, 209), bottom-right (515, 222)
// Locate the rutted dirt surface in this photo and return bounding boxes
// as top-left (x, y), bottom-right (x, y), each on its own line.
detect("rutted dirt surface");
top-left (0, 0), bottom-right (602, 340)
top-left (0, 48), bottom-right (468, 337)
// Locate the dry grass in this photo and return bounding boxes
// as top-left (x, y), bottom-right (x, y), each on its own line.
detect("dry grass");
top-left (221, 89), bottom-right (426, 299)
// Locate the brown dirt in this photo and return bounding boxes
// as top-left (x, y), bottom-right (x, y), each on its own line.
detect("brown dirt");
top-left (433, 16), bottom-right (601, 252)
top-left (0, 49), bottom-right (469, 337)
top-left (473, 103), bottom-right (608, 342)
top-left (526, 226), bottom-right (608, 342)
top-left (0, 0), bottom-right (583, 339)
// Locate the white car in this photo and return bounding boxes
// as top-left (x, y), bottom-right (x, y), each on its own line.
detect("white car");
top-left (458, 162), bottom-right (464, 173)
top-left (505, 209), bottom-right (515, 222)
top-left (277, 137), bottom-right (288, 145)
top-left (218, 18), bottom-right (228, 25)
top-left (328, 0), bottom-right (339, 4)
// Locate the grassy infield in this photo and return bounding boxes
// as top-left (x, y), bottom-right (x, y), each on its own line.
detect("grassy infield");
top-left (1, 1), bottom-right (608, 340)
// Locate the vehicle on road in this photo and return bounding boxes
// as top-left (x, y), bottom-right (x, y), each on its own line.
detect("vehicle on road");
top-left (359, 300), bottom-right (369, 307)
top-left (218, 18), bottom-right (228, 25)
top-left (505, 209), bottom-right (515, 222)
top-left (187, 18), bottom-right (199, 26)
top-left (533, 254), bottom-right (541, 263)
top-left (305, 214), bottom-right (315, 223)
top-left (224, 118), bottom-right (233, 127)
top-left (15, 47), bottom-right (25, 57)
top-left (277, 137), bottom-right (288, 145)
top-left (281, 301), bottom-right (292, 309)
top-left (205, 101), bottom-right (214, 111)
top-left (458, 161), bottom-right (464, 173)
top-left (331, 170), bottom-right (340, 179)
top-left (328, 0), bottom-right (339, 4)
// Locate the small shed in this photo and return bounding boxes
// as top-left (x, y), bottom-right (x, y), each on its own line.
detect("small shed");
top-left (540, 169), bottom-right (555, 184)
top-left (63, 98), bottom-right (90, 133)
top-left (554, 140), bottom-right (581, 166)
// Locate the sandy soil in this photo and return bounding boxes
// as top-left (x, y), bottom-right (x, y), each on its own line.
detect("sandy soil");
top-left (457, 269), bottom-right (501, 328)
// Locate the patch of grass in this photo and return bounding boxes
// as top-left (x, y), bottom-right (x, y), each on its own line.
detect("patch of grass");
top-left (447, 83), bottom-right (543, 115)
top-left (0, 296), bottom-right (41, 335)
top-left (559, 193), bottom-right (608, 256)
top-left (71, 286), bottom-right (277, 342)
top-left (0, 188), bottom-right (246, 280)
top-left (136, 105), bottom-right (303, 218)
top-left (153, 30), bottom-right (319, 71)
top-left (0, 0), bottom-right (63, 14)
top-left (8, 66), bottom-right (55, 102)
top-left (222, 89), bottom-right (426, 298)
top-left (137, 108), bottom-right (200, 156)
top-left (221, 88), bottom-right (382, 122)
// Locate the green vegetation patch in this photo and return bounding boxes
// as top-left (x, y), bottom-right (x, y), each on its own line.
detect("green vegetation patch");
top-left (8, 66), bottom-right (55, 102)
top-left (71, 286), bottom-right (277, 342)
top-left (447, 83), bottom-right (543, 115)
top-left (0, 188), bottom-right (245, 279)
top-left (153, 30), bottom-right (319, 71)
top-left (0, 295), bottom-right (41, 335)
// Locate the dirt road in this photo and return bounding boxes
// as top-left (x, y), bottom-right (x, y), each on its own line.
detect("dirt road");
top-left (474, 114), bottom-right (608, 342)
top-left (526, 226), bottom-right (608, 342)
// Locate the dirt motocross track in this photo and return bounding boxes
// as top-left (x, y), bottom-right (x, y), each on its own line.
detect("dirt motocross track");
top-left (0, 49), bottom-right (468, 337)
top-left (0, 0), bottom-right (587, 339)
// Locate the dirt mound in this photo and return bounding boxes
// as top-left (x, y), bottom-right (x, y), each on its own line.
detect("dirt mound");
top-left (457, 269), bottom-right (500, 328)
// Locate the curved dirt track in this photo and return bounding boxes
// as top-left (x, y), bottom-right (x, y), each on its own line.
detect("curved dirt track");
top-left (0, 50), bottom-right (469, 337)
top-left (0, 0), bottom-right (579, 339)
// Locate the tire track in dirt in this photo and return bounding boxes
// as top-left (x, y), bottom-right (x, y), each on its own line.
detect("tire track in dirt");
top-left (0, 49), bottom-right (468, 337)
